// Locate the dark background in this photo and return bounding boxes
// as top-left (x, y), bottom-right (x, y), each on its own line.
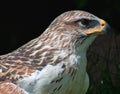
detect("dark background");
top-left (0, 0), bottom-right (120, 94)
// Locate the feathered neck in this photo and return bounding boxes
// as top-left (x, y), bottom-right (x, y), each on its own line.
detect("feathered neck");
top-left (75, 34), bottom-right (98, 55)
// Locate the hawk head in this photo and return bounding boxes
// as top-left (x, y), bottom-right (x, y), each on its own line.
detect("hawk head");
top-left (42, 10), bottom-right (110, 51)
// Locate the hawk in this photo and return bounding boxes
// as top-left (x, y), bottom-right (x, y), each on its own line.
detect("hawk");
top-left (0, 10), bottom-right (110, 94)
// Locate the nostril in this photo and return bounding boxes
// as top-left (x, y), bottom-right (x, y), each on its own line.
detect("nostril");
top-left (100, 19), bottom-right (106, 27)
top-left (101, 23), bottom-right (105, 26)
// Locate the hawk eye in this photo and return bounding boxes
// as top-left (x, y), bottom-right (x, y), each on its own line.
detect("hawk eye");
top-left (77, 19), bottom-right (91, 27)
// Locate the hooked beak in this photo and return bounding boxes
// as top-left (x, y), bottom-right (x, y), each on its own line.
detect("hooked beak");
top-left (83, 19), bottom-right (112, 35)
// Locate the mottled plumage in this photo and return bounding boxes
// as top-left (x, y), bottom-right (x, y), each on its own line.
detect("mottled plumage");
top-left (0, 10), bottom-right (109, 94)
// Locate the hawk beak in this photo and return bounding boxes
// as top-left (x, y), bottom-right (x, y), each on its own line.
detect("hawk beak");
top-left (83, 19), bottom-right (112, 35)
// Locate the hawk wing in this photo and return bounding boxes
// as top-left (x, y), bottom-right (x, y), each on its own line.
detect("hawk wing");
top-left (0, 53), bottom-right (37, 94)
top-left (0, 82), bottom-right (28, 94)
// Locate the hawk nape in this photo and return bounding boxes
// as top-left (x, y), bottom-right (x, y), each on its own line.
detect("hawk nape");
top-left (0, 10), bottom-right (110, 94)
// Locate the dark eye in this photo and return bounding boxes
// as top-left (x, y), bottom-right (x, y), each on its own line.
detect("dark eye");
top-left (81, 19), bottom-right (90, 25)
top-left (77, 19), bottom-right (91, 27)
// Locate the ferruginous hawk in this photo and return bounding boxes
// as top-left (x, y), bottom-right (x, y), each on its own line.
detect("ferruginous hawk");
top-left (0, 10), bottom-right (110, 94)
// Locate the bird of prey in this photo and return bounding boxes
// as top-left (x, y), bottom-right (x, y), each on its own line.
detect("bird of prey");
top-left (0, 10), bottom-right (110, 94)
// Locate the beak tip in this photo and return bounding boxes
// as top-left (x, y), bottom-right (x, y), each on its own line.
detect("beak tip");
top-left (104, 24), bottom-right (113, 35)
